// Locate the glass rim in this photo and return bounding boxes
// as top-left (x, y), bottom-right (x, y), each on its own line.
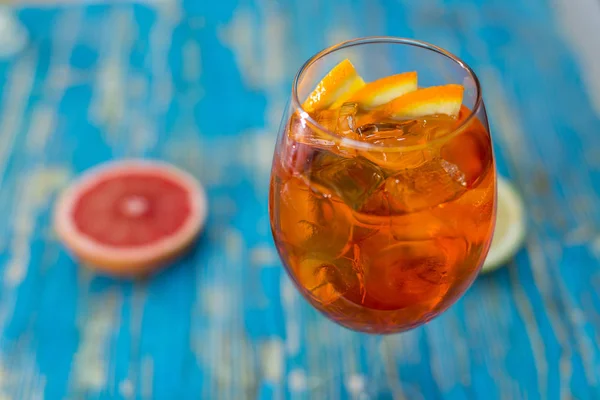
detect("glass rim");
top-left (291, 36), bottom-right (484, 152)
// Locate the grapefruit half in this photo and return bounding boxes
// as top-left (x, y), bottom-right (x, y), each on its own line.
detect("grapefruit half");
top-left (54, 160), bottom-right (208, 277)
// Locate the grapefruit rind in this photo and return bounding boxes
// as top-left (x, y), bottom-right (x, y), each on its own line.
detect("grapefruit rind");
top-left (384, 84), bottom-right (464, 119)
top-left (54, 160), bottom-right (208, 277)
top-left (303, 59), bottom-right (365, 112)
top-left (345, 72), bottom-right (418, 109)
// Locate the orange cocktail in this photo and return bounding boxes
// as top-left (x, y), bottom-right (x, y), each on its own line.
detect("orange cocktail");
top-left (269, 38), bottom-right (496, 334)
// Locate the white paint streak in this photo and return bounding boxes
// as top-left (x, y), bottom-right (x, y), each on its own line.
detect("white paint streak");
top-left (44, 9), bottom-right (83, 99)
top-left (479, 68), bottom-right (553, 398)
top-left (4, 168), bottom-right (70, 287)
top-left (553, 0), bottom-right (600, 116)
top-left (260, 6), bottom-right (287, 90)
top-left (129, 112), bottom-right (157, 156)
top-left (163, 137), bottom-right (207, 181)
top-left (254, 131), bottom-right (276, 176)
top-left (325, 27), bottom-right (353, 48)
top-left (71, 289), bottom-right (120, 394)
top-left (127, 74), bottom-right (148, 101)
top-left (89, 8), bottom-right (139, 151)
top-left (465, 286), bottom-right (514, 395)
top-left (564, 225), bottom-right (595, 246)
top-left (93, 59), bottom-right (125, 131)
top-left (425, 321), bottom-right (464, 393)
top-left (287, 368), bottom-right (307, 392)
top-left (380, 337), bottom-right (411, 400)
top-left (0, 51), bottom-right (37, 187)
top-left (9, 0), bottom-right (161, 5)
top-left (149, 3), bottom-right (177, 117)
top-left (478, 67), bottom-right (528, 167)
top-left (591, 236), bottom-right (600, 260)
top-left (219, 2), bottom-right (288, 93)
top-left (250, 246), bottom-right (278, 267)
top-left (25, 105), bottom-right (57, 152)
top-left (0, 8), bottom-right (27, 58)
top-left (124, 285), bottom-right (146, 400)
top-left (527, 238), bottom-right (570, 399)
top-left (218, 8), bottom-right (259, 89)
top-left (118, 379), bottom-right (134, 399)
top-left (345, 374), bottom-right (365, 395)
top-left (0, 361), bottom-right (13, 400)
top-left (260, 339), bottom-right (284, 382)
top-left (140, 356), bottom-right (154, 400)
top-left (280, 277), bottom-right (300, 356)
top-left (182, 39), bottom-right (201, 83)
top-left (238, 129), bottom-right (275, 193)
top-left (203, 285), bottom-right (231, 319)
top-left (0, 9), bottom-right (79, 400)
top-left (325, 24), bottom-right (365, 78)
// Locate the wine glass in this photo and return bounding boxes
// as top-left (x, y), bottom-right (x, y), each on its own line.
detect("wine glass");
top-left (269, 36), bottom-right (496, 391)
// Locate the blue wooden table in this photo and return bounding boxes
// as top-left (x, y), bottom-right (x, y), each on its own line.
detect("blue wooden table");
top-left (0, 0), bottom-right (599, 398)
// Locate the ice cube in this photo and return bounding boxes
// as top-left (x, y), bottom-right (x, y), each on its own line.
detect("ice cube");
top-left (441, 165), bottom-right (495, 244)
top-left (276, 177), bottom-right (322, 247)
top-left (293, 107), bottom-right (359, 158)
top-left (311, 102), bottom-right (359, 139)
top-left (278, 139), bottom-right (316, 176)
top-left (336, 102), bottom-right (358, 136)
top-left (361, 239), bottom-right (452, 310)
top-left (355, 115), bottom-right (461, 171)
top-left (440, 125), bottom-right (492, 187)
top-left (296, 255), bottom-right (359, 305)
top-left (356, 121), bottom-right (434, 170)
top-left (357, 186), bottom-right (391, 216)
top-left (357, 120), bottom-right (426, 146)
top-left (277, 175), bottom-right (353, 258)
top-left (384, 159), bottom-right (468, 213)
top-left (288, 112), bottom-right (336, 151)
top-left (314, 109), bottom-right (339, 132)
top-left (303, 198), bottom-right (353, 255)
top-left (440, 159), bottom-right (467, 187)
top-left (360, 147), bottom-right (433, 171)
top-left (310, 156), bottom-right (385, 211)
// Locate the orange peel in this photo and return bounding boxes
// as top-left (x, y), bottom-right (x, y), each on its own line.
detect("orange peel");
top-left (384, 84), bottom-right (464, 119)
top-left (345, 72), bottom-right (418, 109)
top-left (303, 59), bottom-right (365, 112)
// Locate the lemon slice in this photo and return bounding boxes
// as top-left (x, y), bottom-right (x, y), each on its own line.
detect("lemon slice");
top-left (481, 176), bottom-right (526, 273)
top-left (384, 84), bottom-right (464, 119)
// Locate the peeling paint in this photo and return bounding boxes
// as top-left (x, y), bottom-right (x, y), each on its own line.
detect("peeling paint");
top-left (5, 167), bottom-right (70, 287)
top-left (553, 0), bottom-right (600, 116)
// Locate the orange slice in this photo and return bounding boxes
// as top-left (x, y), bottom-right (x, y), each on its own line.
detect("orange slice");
top-left (344, 72), bottom-right (418, 109)
top-left (303, 59), bottom-right (365, 112)
top-left (384, 84), bottom-right (464, 119)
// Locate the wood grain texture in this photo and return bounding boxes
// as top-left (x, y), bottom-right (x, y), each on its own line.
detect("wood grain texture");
top-left (0, 0), bottom-right (598, 398)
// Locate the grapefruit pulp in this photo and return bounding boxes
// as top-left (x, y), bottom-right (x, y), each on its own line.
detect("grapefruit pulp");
top-left (54, 160), bottom-right (208, 277)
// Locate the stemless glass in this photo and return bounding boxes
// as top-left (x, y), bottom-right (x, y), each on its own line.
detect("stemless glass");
top-left (269, 37), bottom-right (496, 335)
